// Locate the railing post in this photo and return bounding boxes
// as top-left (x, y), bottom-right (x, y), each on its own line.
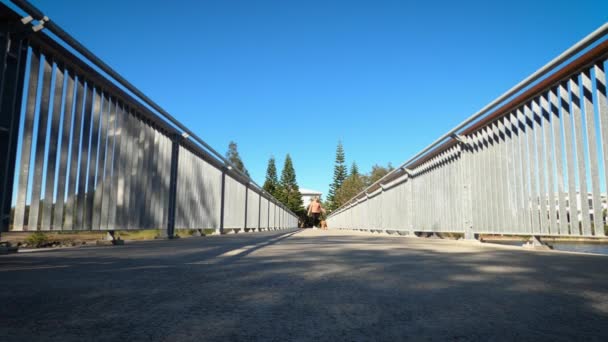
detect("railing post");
top-left (219, 170), bottom-right (226, 235)
top-left (258, 193), bottom-right (262, 230)
top-left (243, 185), bottom-right (248, 231)
top-left (454, 134), bottom-right (476, 240)
top-left (0, 30), bottom-right (27, 238)
top-left (165, 134), bottom-right (181, 239)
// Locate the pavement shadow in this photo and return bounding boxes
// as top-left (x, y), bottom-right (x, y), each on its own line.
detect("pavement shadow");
top-left (0, 230), bottom-right (607, 342)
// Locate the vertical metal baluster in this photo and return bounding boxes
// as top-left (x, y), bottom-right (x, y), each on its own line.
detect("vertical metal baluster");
top-left (196, 153), bottom-right (203, 228)
top-left (142, 123), bottom-right (155, 228)
top-left (549, 87), bottom-right (569, 235)
top-left (508, 112), bottom-right (523, 233)
top-left (482, 127), bottom-right (496, 233)
top-left (532, 99), bottom-right (549, 235)
top-left (469, 132), bottom-right (479, 232)
top-left (258, 192), bottom-right (262, 230)
top-left (186, 149), bottom-right (194, 229)
top-left (133, 119), bottom-right (145, 229)
top-left (74, 82), bottom-right (93, 230)
top-left (500, 117), bottom-right (515, 233)
top-left (560, 81), bottom-right (580, 235)
top-left (593, 61), bottom-right (608, 237)
top-left (138, 120), bottom-right (149, 229)
top-left (84, 88), bottom-right (101, 230)
top-left (581, 68), bottom-right (603, 236)
top-left (119, 106), bottom-right (132, 230)
top-left (100, 99), bottom-right (116, 230)
top-left (27, 55), bottom-right (53, 231)
top-left (165, 135), bottom-right (179, 238)
top-left (523, 103), bottom-right (541, 234)
top-left (516, 108), bottom-right (532, 234)
top-left (131, 116), bottom-right (143, 229)
top-left (150, 128), bottom-right (161, 228)
top-left (109, 103), bottom-right (124, 230)
top-left (40, 61), bottom-right (64, 230)
top-left (494, 122), bottom-right (508, 233)
top-left (175, 147), bottom-right (184, 229)
top-left (156, 132), bottom-right (167, 229)
top-left (162, 133), bottom-right (172, 229)
top-left (64, 77), bottom-right (84, 231)
top-left (122, 111), bottom-right (134, 229)
top-left (12, 49), bottom-right (40, 231)
top-left (53, 69), bottom-right (75, 230)
top-left (244, 187), bottom-right (249, 230)
top-left (478, 130), bottom-right (490, 232)
top-left (540, 93), bottom-right (557, 234)
top-left (177, 147), bottom-right (185, 229)
top-left (1, 36), bottom-right (27, 234)
top-left (569, 76), bottom-right (592, 236)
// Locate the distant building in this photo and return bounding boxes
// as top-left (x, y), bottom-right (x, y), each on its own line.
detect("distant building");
top-left (300, 188), bottom-right (323, 208)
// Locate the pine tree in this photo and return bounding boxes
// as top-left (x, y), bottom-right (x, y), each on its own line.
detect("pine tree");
top-left (350, 162), bottom-right (359, 177)
top-left (278, 154), bottom-right (304, 215)
top-left (263, 156), bottom-right (279, 198)
top-left (327, 141), bottom-right (347, 210)
top-left (226, 141), bottom-right (249, 176)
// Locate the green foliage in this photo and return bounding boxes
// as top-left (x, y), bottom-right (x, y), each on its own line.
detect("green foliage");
top-left (350, 162), bottom-right (359, 177)
top-left (330, 161), bottom-right (395, 211)
top-left (278, 154), bottom-right (304, 215)
top-left (366, 163), bottom-right (394, 186)
top-left (335, 172), bottom-right (367, 207)
top-left (25, 232), bottom-right (49, 248)
top-left (327, 141), bottom-right (347, 210)
top-left (226, 141), bottom-right (249, 176)
top-left (263, 156), bottom-right (280, 198)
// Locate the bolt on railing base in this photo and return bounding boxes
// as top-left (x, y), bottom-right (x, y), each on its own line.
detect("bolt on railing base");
top-left (104, 231), bottom-right (116, 241)
top-left (155, 229), bottom-right (176, 240)
top-left (96, 230), bottom-right (124, 245)
top-left (522, 236), bottom-right (553, 250)
top-left (463, 231), bottom-right (479, 241)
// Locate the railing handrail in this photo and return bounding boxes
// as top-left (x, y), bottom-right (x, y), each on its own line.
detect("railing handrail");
top-left (330, 22), bottom-right (608, 217)
top-left (6, 0), bottom-right (297, 217)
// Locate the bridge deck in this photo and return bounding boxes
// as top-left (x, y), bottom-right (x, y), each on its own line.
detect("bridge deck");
top-left (1, 229), bottom-right (607, 341)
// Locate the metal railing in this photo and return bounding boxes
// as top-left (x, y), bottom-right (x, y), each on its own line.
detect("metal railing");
top-left (0, 1), bottom-right (298, 236)
top-left (328, 23), bottom-right (608, 238)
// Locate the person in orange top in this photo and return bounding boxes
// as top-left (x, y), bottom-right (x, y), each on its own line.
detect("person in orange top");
top-left (307, 197), bottom-right (325, 228)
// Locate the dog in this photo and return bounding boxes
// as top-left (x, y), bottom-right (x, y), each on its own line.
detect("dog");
top-left (320, 220), bottom-right (328, 230)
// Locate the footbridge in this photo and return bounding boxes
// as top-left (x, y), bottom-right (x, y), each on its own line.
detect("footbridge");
top-left (1, 2), bottom-right (608, 341)
top-left (0, 1), bottom-right (298, 238)
top-left (2, 1), bottom-right (608, 241)
top-left (328, 24), bottom-right (608, 242)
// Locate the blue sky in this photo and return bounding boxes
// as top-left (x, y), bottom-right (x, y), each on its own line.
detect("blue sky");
top-left (16, 0), bottom-right (608, 196)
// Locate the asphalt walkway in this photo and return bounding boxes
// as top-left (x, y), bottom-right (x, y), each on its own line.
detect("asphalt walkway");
top-left (1, 229), bottom-right (607, 341)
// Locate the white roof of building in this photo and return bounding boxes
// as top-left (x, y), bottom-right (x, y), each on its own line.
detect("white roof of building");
top-left (300, 188), bottom-right (322, 195)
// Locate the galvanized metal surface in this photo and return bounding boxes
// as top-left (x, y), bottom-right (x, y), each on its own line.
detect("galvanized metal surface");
top-left (329, 27), bottom-right (608, 238)
top-left (223, 175), bottom-right (247, 229)
top-left (0, 3), bottom-right (297, 233)
top-left (247, 190), bottom-right (260, 229)
top-left (0, 30), bottom-right (27, 235)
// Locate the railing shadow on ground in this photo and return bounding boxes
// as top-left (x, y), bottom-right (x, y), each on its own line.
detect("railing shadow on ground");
top-left (0, 228), bottom-right (301, 266)
top-left (0, 230), bottom-right (607, 341)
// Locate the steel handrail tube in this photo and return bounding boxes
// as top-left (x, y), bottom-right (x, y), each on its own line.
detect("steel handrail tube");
top-left (0, 1), bottom-right (299, 233)
top-left (6, 0), bottom-right (299, 216)
top-left (330, 22), bottom-right (608, 217)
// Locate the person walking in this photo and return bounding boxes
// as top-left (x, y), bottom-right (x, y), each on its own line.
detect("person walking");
top-left (307, 197), bottom-right (325, 228)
